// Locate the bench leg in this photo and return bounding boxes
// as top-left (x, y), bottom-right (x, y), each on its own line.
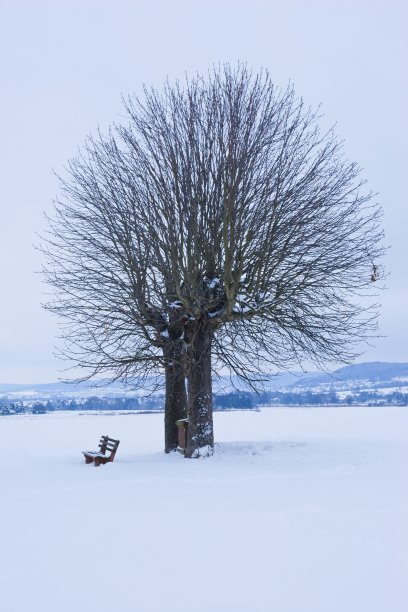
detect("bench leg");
top-left (94, 457), bottom-right (102, 467)
top-left (84, 456), bottom-right (93, 464)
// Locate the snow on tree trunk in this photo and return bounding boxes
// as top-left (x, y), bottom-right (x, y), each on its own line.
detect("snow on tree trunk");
top-left (163, 342), bottom-right (187, 453)
top-left (185, 324), bottom-right (214, 458)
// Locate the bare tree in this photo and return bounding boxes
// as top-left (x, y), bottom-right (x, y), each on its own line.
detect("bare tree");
top-left (42, 65), bottom-right (384, 458)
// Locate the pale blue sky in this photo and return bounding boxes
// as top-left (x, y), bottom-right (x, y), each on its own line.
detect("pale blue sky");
top-left (0, 0), bottom-right (406, 383)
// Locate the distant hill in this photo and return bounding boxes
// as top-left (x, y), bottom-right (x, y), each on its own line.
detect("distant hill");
top-left (0, 379), bottom-right (152, 401)
top-left (1, 362), bottom-right (408, 402)
top-left (291, 362), bottom-right (408, 391)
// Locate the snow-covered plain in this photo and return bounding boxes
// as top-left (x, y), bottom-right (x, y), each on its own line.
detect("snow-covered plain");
top-left (1, 407), bottom-right (407, 612)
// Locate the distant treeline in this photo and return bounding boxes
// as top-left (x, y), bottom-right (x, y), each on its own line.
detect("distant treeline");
top-left (1, 389), bottom-right (408, 415)
top-left (214, 389), bottom-right (408, 408)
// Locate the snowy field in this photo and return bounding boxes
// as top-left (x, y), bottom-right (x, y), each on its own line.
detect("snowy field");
top-left (1, 407), bottom-right (407, 612)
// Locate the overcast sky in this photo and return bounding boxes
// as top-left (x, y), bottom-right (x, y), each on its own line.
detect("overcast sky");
top-left (0, 0), bottom-right (406, 383)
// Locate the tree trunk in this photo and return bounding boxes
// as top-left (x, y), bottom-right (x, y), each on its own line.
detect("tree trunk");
top-left (185, 324), bottom-right (214, 458)
top-left (163, 342), bottom-right (187, 453)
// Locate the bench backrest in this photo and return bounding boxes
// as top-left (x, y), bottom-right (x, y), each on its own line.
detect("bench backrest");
top-left (99, 436), bottom-right (120, 455)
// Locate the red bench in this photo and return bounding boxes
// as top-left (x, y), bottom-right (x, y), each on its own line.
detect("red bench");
top-left (82, 435), bottom-right (120, 466)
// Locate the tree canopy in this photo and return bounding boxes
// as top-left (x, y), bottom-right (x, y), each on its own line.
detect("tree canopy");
top-left (42, 65), bottom-right (384, 456)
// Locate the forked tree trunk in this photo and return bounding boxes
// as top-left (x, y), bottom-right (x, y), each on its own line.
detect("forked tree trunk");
top-left (185, 324), bottom-right (214, 458)
top-left (163, 342), bottom-right (187, 453)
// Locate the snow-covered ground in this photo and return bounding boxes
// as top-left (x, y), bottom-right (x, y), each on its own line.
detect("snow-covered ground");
top-left (1, 407), bottom-right (407, 612)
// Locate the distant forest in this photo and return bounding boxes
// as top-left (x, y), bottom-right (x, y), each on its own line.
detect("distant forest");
top-left (1, 388), bottom-right (408, 415)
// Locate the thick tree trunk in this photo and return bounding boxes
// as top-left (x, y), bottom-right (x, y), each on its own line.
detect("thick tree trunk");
top-left (185, 324), bottom-right (214, 458)
top-left (163, 342), bottom-right (187, 453)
